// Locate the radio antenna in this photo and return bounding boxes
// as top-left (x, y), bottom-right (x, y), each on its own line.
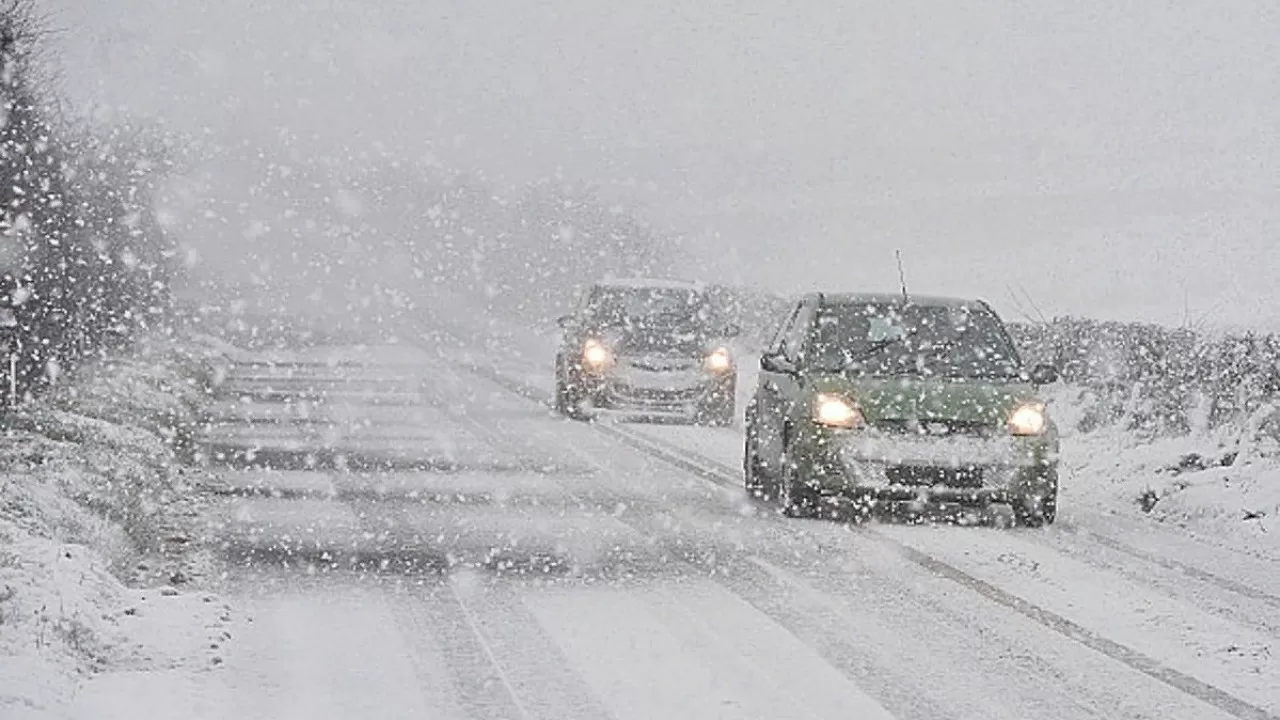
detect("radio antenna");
top-left (895, 249), bottom-right (909, 302)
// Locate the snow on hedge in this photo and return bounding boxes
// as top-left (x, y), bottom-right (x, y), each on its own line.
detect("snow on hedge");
top-left (0, 334), bottom-right (233, 718)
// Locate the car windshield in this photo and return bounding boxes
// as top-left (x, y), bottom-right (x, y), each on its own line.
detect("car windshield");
top-left (586, 286), bottom-right (717, 328)
top-left (809, 301), bottom-right (1022, 379)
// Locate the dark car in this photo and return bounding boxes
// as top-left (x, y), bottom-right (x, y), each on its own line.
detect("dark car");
top-left (554, 279), bottom-right (741, 425)
top-left (744, 292), bottom-right (1061, 526)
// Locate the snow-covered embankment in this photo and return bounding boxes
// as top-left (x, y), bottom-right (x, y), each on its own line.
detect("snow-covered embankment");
top-left (0, 334), bottom-right (233, 718)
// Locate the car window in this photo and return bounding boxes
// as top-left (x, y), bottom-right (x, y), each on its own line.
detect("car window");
top-left (810, 301), bottom-right (1021, 378)
top-left (586, 287), bottom-right (713, 326)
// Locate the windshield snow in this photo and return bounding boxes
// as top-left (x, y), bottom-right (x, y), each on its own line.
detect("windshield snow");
top-left (810, 302), bottom-right (1022, 379)
top-left (586, 287), bottom-right (716, 328)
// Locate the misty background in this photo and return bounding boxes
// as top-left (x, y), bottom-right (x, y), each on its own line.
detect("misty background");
top-left (46, 0), bottom-right (1280, 331)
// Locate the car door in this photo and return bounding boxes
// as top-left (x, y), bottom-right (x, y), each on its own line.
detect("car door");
top-left (750, 301), bottom-right (798, 461)
top-left (755, 299), bottom-right (814, 467)
top-left (773, 299), bottom-right (816, 453)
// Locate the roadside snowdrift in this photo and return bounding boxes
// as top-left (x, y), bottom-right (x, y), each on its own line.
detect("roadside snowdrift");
top-left (1017, 321), bottom-right (1280, 554)
top-left (0, 335), bottom-right (232, 719)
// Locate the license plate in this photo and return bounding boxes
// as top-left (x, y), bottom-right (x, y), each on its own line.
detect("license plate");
top-left (841, 435), bottom-right (1019, 467)
top-left (624, 371), bottom-right (698, 390)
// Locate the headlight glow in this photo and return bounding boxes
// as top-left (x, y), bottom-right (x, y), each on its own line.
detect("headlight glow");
top-left (704, 347), bottom-right (733, 372)
top-left (813, 393), bottom-right (864, 429)
top-left (581, 339), bottom-right (611, 368)
top-left (1008, 403), bottom-right (1048, 436)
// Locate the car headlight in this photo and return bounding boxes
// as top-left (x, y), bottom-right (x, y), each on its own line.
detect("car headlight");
top-left (581, 339), bottom-right (612, 369)
top-left (704, 347), bottom-right (733, 372)
top-left (813, 393), bottom-right (864, 429)
top-left (1008, 403), bottom-right (1048, 436)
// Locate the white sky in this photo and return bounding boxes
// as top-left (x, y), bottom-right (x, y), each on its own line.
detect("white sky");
top-left (48, 0), bottom-right (1280, 329)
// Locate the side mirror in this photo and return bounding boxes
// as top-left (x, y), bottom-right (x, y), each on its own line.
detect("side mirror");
top-left (1029, 363), bottom-right (1059, 385)
top-left (760, 352), bottom-right (796, 375)
top-left (556, 315), bottom-right (574, 329)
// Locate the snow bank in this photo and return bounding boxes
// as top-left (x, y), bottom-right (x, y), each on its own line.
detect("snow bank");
top-left (1012, 319), bottom-right (1280, 555)
top-left (1053, 382), bottom-right (1280, 554)
top-left (0, 334), bottom-right (232, 718)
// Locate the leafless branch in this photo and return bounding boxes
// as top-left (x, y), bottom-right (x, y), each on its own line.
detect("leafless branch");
top-left (1004, 284), bottom-right (1039, 324)
top-left (1016, 283), bottom-right (1050, 325)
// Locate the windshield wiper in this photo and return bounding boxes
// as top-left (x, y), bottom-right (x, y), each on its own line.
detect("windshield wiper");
top-left (841, 337), bottom-right (906, 367)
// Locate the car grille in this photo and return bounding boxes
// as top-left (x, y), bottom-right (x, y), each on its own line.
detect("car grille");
top-left (623, 357), bottom-right (698, 372)
top-left (885, 465), bottom-right (985, 488)
top-left (607, 385), bottom-right (703, 408)
top-left (871, 418), bottom-right (995, 438)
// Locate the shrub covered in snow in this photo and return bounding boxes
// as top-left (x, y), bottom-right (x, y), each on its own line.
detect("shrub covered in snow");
top-left (1008, 318), bottom-right (1280, 437)
top-left (0, 334), bottom-right (226, 716)
top-left (0, 2), bottom-right (181, 399)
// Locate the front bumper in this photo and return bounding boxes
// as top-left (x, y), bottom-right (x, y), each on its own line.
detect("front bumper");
top-left (807, 431), bottom-right (1057, 505)
top-left (575, 364), bottom-right (734, 416)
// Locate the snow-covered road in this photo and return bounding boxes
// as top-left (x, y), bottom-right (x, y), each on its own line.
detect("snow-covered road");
top-left (70, 319), bottom-right (1280, 719)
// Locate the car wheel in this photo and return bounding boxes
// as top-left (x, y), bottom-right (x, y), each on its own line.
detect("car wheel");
top-left (743, 435), bottom-right (768, 498)
top-left (846, 493), bottom-right (874, 525)
top-left (554, 372), bottom-right (588, 421)
top-left (698, 398), bottom-right (735, 427)
top-left (780, 454), bottom-right (821, 518)
top-left (1011, 487), bottom-right (1057, 527)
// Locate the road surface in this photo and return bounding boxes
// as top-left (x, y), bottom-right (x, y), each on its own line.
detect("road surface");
top-left (74, 317), bottom-right (1280, 720)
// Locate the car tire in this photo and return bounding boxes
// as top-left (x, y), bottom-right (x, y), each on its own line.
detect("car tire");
top-left (1011, 487), bottom-right (1058, 527)
top-left (780, 454), bottom-right (821, 518)
top-left (554, 372), bottom-right (588, 421)
top-left (846, 493), bottom-right (874, 525)
top-left (698, 399), bottom-right (735, 427)
top-left (743, 435), bottom-right (768, 498)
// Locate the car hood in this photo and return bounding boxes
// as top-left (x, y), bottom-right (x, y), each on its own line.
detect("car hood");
top-left (807, 373), bottom-right (1041, 428)
top-left (590, 323), bottom-right (720, 356)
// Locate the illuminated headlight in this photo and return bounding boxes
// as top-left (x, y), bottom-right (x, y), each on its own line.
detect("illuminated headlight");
top-left (704, 347), bottom-right (734, 372)
top-left (1008, 403), bottom-right (1048, 436)
top-left (581, 339), bottom-right (612, 369)
top-left (813, 393), bottom-right (864, 429)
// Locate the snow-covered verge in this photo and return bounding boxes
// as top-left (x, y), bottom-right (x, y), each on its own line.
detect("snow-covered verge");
top-left (0, 333), bottom-right (235, 719)
top-left (1011, 319), bottom-right (1280, 555)
top-left (1051, 382), bottom-right (1280, 554)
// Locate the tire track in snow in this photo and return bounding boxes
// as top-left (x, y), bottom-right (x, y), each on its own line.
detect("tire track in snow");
top-left (1036, 524), bottom-right (1280, 610)
top-left (893, 541), bottom-right (1278, 720)
top-left (444, 357), bottom-right (1121, 719)
top-left (209, 356), bottom-right (601, 719)
top-left (454, 354), bottom-right (1280, 720)
top-left (431, 576), bottom-right (618, 720)
top-left (393, 579), bottom-right (532, 720)
top-left (1012, 525), bottom-right (1280, 641)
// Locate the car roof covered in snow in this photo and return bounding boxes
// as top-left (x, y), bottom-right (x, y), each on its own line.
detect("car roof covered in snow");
top-left (594, 277), bottom-right (707, 292)
top-left (815, 292), bottom-right (991, 310)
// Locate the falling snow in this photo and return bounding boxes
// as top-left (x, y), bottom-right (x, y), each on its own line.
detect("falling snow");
top-left (0, 1), bottom-right (1277, 718)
